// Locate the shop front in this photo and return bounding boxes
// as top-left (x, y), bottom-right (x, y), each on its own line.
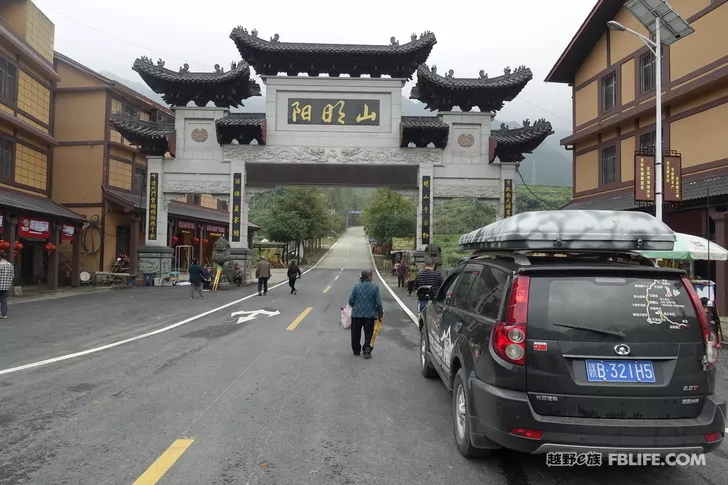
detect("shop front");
top-left (0, 191), bottom-right (85, 290)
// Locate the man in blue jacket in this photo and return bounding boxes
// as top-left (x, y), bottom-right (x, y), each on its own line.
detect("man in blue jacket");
top-left (348, 269), bottom-right (384, 359)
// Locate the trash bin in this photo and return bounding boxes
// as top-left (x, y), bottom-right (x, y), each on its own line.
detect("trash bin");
top-left (143, 272), bottom-right (155, 286)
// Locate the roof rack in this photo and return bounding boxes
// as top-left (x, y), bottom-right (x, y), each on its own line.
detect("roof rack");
top-left (465, 249), bottom-right (659, 267)
top-left (459, 210), bottom-right (675, 252)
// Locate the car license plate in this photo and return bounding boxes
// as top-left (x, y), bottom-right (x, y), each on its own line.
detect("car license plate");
top-left (585, 360), bottom-right (655, 383)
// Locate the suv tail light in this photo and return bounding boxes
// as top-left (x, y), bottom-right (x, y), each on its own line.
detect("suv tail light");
top-left (493, 275), bottom-right (530, 366)
top-left (682, 276), bottom-right (719, 370)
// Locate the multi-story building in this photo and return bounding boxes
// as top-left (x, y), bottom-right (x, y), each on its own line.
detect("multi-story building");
top-left (52, 53), bottom-right (257, 274)
top-left (0, 0), bottom-right (84, 289)
top-left (546, 0), bottom-right (728, 305)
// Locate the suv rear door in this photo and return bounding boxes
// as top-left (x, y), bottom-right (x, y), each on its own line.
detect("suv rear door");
top-left (523, 267), bottom-right (710, 419)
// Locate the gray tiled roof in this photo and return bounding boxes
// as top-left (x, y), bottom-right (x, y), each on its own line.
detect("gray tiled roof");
top-left (562, 172), bottom-right (728, 210)
top-left (414, 64), bottom-right (533, 91)
top-left (491, 119), bottom-right (553, 145)
top-left (0, 188), bottom-right (84, 221)
top-left (216, 113), bottom-right (266, 127)
top-left (133, 58), bottom-right (255, 85)
top-left (230, 28), bottom-right (436, 55)
top-left (109, 113), bottom-right (174, 140)
top-left (400, 116), bottom-right (448, 129)
top-left (103, 188), bottom-right (259, 229)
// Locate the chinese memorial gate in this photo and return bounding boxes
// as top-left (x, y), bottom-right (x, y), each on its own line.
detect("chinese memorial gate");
top-left (108, 28), bottom-right (553, 280)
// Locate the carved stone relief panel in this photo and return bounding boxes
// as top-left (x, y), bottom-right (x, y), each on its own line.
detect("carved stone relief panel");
top-left (163, 180), bottom-right (230, 194)
top-left (224, 145), bottom-right (442, 165)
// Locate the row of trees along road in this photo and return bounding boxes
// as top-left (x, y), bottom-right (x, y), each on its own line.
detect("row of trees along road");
top-left (361, 189), bottom-right (416, 252)
top-left (248, 187), bottom-right (374, 262)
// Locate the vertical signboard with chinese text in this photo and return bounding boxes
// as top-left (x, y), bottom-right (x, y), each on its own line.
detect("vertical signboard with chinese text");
top-left (663, 154), bottom-right (683, 202)
top-left (503, 179), bottom-right (513, 218)
top-left (421, 175), bottom-right (431, 245)
top-left (148, 173), bottom-right (159, 240)
top-left (232, 173), bottom-right (242, 242)
top-left (634, 155), bottom-right (655, 202)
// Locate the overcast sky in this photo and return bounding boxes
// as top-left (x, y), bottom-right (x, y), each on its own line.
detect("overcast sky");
top-left (34, 0), bottom-right (596, 131)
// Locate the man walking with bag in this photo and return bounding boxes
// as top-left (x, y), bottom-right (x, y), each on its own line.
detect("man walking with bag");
top-left (256, 256), bottom-right (271, 296)
top-left (348, 269), bottom-right (383, 359)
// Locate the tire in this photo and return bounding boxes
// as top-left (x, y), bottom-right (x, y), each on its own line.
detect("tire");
top-left (452, 367), bottom-right (490, 458)
top-left (420, 325), bottom-right (438, 378)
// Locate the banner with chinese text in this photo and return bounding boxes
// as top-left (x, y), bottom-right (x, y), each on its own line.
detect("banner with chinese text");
top-left (504, 179), bottom-right (513, 218)
top-left (634, 155), bottom-right (655, 202)
top-left (148, 173), bottom-right (159, 240)
top-left (421, 175), bottom-right (431, 245)
top-left (232, 173), bottom-right (242, 242)
top-left (663, 154), bottom-right (683, 202)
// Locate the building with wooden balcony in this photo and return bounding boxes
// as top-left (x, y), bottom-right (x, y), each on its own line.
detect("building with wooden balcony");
top-left (0, 0), bottom-right (84, 289)
top-left (546, 0), bottom-right (728, 305)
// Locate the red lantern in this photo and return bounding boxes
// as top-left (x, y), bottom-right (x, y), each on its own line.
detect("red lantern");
top-left (44, 243), bottom-right (57, 253)
top-left (172, 236), bottom-right (180, 245)
top-left (192, 237), bottom-right (200, 245)
top-left (0, 240), bottom-right (9, 251)
top-left (203, 238), bottom-right (209, 245)
top-left (14, 241), bottom-right (23, 251)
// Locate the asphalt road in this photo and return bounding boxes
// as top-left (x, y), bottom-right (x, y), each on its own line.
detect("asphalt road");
top-left (1, 226), bottom-right (727, 484)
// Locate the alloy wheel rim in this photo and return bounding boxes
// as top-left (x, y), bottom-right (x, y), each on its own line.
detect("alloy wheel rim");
top-left (455, 385), bottom-right (466, 440)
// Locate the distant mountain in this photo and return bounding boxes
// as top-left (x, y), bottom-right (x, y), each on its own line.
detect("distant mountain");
top-left (103, 71), bottom-right (571, 187)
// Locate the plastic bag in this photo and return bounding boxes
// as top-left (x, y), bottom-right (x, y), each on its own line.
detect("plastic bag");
top-left (340, 305), bottom-right (352, 330)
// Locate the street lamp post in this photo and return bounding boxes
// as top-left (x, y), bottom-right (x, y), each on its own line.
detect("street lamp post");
top-left (607, 18), bottom-right (663, 220)
top-left (607, 0), bottom-right (694, 223)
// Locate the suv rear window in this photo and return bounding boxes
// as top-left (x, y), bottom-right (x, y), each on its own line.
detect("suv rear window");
top-left (527, 275), bottom-right (702, 342)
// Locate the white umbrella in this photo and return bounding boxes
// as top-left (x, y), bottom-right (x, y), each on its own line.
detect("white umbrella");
top-left (639, 232), bottom-right (728, 261)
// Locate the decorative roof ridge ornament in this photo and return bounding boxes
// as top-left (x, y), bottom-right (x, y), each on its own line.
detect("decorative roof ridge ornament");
top-left (445, 69), bottom-right (454, 79)
top-left (270, 33), bottom-right (280, 43)
top-left (479, 70), bottom-right (488, 79)
top-left (500, 122), bottom-right (509, 130)
top-left (390, 36), bottom-right (399, 47)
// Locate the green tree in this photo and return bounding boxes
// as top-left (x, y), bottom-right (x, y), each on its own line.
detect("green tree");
top-left (362, 189), bottom-right (416, 245)
top-left (433, 198), bottom-right (496, 235)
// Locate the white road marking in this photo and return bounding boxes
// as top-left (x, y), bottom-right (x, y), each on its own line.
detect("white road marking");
top-left (368, 243), bottom-right (417, 325)
top-left (0, 235), bottom-right (342, 376)
top-left (230, 309), bottom-right (281, 324)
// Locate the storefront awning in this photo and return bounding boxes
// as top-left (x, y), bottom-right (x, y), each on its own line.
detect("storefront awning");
top-left (562, 171), bottom-right (728, 211)
top-left (102, 186), bottom-right (261, 230)
top-left (0, 188), bottom-right (85, 221)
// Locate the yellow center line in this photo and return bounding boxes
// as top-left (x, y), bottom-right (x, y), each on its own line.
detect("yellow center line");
top-left (322, 285), bottom-right (332, 293)
top-left (133, 438), bottom-right (194, 485)
top-left (287, 307), bottom-right (313, 331)
top-left (334, 275), bottom-right (339, 280)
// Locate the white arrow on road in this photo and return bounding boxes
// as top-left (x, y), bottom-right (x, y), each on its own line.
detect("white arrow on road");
top-left (230, 309), bottom-right (281, 324)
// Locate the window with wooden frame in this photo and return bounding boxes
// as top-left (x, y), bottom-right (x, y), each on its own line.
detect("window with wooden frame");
top-left (639, 131), bottom-right (656, 154)
top-left (601, 72), bottom-right (617, 112)
top-left (217, 199), bottom-right (228, 211)
top-left (0, 135), bottom-right (13, 181)
top-left (123, 103), bottom-right (138, 118)
top-left (0, 56), bottom-right (17, 106)
top-left (191, 193), bottom-right (201, 205)
top-left (601, 146), bottom-right (617, 185)
top-left (133, 166), bottom-right (146, 192)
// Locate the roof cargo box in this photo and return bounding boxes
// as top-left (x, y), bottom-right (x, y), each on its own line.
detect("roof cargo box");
top-left (459, 210), bottom-right (676, 252)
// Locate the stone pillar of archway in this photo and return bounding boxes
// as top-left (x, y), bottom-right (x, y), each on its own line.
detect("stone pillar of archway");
top-left (229, 160), bottom-right (253, 283)
top-left (139, 155), bottom-right (173, 283)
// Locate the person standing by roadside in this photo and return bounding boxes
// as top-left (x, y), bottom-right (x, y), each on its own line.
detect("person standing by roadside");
top-left (348, 269), bottom-right (383, 359)
top-left (287, 260), bottom-right (301, 295)
top-left (396, 259), bottom-right (407, 288)
top-left (407, 261), bottom-right (418, 295)
top-left (188, 258), bottom-right (203, 299)
top-left (414, 262), bottom-right (443, 312)
top-left (0, 251), bottom-right (14, 319)
top-left (256, 256), bottom-right (271, 296)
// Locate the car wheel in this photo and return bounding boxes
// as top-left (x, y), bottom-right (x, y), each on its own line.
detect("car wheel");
top-left (420, 325), bottom-right (438, 378)
top-left (452, 367), bottom-right (490, 458)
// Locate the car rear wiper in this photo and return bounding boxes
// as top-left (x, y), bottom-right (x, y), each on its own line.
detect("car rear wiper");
top-left (551, 322), bottom-right (626, 339)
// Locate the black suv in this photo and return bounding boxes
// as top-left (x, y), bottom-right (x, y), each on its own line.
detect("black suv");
top-left (419, 252), bottom-right (726, 457)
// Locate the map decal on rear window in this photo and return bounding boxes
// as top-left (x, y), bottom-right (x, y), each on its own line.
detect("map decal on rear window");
top-left (633, 279), bottom-right (689, 329)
